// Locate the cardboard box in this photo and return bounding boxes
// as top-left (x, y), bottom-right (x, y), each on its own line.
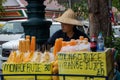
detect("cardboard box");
top-left (2, 62), bottom-right (52, 80)
top-left (58, 48), bottom-right (114, 80)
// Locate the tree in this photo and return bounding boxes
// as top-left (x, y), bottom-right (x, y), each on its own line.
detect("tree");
top-left (0, 0), bottom-right (6, 17)
top-left (88, 0), bottom-right (112, 37)
top-left (112, 0), bottom-right (120, 11)
top-left (71, 0), bottom-right (88, 20)
top-left (0, 0), bottom-right (6, 11)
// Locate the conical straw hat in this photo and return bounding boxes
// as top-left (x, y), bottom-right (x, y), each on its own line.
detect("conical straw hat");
top-left (54, 8), bottom-right (83, 26)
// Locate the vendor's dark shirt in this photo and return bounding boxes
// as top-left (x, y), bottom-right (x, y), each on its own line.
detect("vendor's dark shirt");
top-left (47, 28), bottom-right (90, 46)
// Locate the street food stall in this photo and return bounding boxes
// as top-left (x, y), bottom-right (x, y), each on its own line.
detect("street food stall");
top-left (2, 35), bottom-right (114, 80)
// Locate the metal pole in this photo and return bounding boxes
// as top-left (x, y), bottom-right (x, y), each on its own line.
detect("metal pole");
top-left (22, 0), bottom-right (52, 45)
top-left (68, 0), bottom-right (71, 8)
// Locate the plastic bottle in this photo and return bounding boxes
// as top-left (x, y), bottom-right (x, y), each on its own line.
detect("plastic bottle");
top-left (90, 34), bottom-right (97, 52)
top-left (97, 32), bottom-right (104, 51)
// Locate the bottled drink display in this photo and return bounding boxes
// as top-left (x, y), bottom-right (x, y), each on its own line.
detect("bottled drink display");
top-left (90, 34), bottom-right (97, 52)
top-left (97, 32), bottom-right (104, 51)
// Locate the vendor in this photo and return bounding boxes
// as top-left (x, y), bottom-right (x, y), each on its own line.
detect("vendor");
top-left (47, 8), bottom-right (89, 46)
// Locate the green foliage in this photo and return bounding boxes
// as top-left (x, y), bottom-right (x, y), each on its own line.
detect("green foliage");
top-left (105, 30), bottom-right (120, 65)
top-left (105, 36), bottom-right (113, 48)
top-left (71, 0), bottom-right (88, 20)
top-left (112, 37), bottom-right (120, 70)
top-left (0, 0), bottom-right (6, 17)
top-left (113, 38), bottom-right (120, 54)
top-left (105, 31), bottom-right (120, 69)
top-left (0, 0), bottom-right (6, 11)
top-left (112, 0), bottom-right (120, 11)
top-left (0, 5), bottom-right (4, 12)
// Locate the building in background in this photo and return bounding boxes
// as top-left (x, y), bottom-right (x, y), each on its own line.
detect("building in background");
top-left (0, 0), bottom-right (27, 20)
top-left (0, 0), bottom-right (65, 21)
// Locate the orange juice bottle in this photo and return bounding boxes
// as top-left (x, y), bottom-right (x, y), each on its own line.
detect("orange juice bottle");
top-left (79, 36), bottom-right (84, 40)
top-left (26, 39), bottom-right (30, 52)
top-left (22, 40), bottom-right (26, 53)
top-left (19, 40), bottom-right (22, 52)
top-left (30, 36), bottom-right (36, 52)
top-left (26, 35), bottom-right (30, 40)
top-left (53, 38), bottom-right (63, 57)
top-left (62, 41), bottom-right (68, 47)
top-left (70, 39), bottom-right (77, 46)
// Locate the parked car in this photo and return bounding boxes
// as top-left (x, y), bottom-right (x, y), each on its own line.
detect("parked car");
top-left (0, 20), bottom-right (26, 45)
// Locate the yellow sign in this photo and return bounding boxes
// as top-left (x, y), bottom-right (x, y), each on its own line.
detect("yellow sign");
top-left (58, 49), bottom-right (114, 80)
top-left (2, 62), bottom-right (52, 80)
top-left (58, 52), bottom-right (107, 76)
